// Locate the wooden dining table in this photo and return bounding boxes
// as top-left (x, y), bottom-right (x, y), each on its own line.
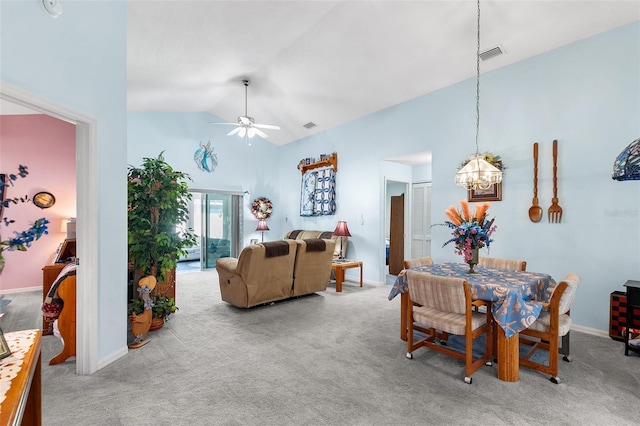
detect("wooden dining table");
top-left (388, 263), bottom-right (556, 382)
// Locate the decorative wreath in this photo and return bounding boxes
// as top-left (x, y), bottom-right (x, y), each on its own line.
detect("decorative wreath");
top-left (251, 197), bottom-right (273, 220)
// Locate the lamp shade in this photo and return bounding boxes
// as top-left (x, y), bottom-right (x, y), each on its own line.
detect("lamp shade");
top-left (612, 138), bottom-right (640, 181)
top-left (333, 220), bottom-right (351, 237)
top-left (455, 156), bottom-right (502, 190)
top-left (255, 219), bottom-right (270, 232)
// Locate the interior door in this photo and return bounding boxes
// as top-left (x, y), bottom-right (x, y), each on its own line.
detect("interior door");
top-left (411, 182), bottom-right (432, 259)
top-left (389, 194), bottom-right (405, 275)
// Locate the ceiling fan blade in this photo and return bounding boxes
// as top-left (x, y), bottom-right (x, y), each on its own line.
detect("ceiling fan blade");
top-left (226, 127), bottom-right (242, 136)
top-left (253, 123), bottom-right (280, 130)
top-left (253, 128), bottom-right (269, 139)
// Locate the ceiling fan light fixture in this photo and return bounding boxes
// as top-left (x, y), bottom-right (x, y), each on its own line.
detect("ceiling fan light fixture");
top-left (210, 79), bottom-right (281, 140)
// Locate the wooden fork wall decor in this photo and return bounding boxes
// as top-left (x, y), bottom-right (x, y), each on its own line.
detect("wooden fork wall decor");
top-left (548, 139), bottom-right (563, 223)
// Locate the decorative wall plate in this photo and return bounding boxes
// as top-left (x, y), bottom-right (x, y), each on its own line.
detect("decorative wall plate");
top-left (33, 191), bottom-right (56, 209)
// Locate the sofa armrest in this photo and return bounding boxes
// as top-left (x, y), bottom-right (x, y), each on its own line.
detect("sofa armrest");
top-left (216, 257), bottom-right (239, 274)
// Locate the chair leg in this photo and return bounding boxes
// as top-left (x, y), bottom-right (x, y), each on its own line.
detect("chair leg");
top-left (560, 332), bottom-right (571, 362)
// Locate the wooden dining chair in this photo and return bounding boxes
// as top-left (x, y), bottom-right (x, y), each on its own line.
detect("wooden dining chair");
top-left (518, 273), bottom-right (580, 384)
top-left (405, 271), bottom-right (493, 384)
top-left (402, 256), bottom-right (434, 270)
top-left (478, 257), bottom-right (527, 271)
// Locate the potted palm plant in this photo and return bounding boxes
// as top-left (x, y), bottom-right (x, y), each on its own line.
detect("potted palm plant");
top-left (127, 152), bottom-right (196, 328)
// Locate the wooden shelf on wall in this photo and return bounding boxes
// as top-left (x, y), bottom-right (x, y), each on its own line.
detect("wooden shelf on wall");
top-left (298, 153), bottom-right (338, 174)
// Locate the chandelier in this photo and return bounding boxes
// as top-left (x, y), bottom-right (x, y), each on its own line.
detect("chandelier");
top-left (455, 0), bottom-right (502, 191)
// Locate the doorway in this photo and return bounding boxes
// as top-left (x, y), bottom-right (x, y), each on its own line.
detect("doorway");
top-left (385, 179), bottom-right (409, 278)
top-left (1, 82), bottom-right (100, 374)
top-left (179, 191), bottom-right (243, 271)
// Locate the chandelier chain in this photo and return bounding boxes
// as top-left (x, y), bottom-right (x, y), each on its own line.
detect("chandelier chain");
top-left (475, 0), bottom-right (481, 158)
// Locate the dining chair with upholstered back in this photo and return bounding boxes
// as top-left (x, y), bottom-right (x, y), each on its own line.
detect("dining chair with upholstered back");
top-left (478, 257), bottom-right (527, 271)
top-left (518, 273), bottom-right (580, 384)
top-left (402, 256), bottom-right (434, 270)
top-left (405, 270), bottom-right (493, 384)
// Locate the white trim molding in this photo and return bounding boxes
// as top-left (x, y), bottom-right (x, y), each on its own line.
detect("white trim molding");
top-left (1, 81), bottom-right (100, 375)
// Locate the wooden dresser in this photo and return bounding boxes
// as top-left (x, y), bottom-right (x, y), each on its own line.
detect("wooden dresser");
top-left (0, 329), bottom-right (42, 425)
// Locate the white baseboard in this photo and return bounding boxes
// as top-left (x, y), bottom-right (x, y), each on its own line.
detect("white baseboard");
top-left (572, 324), bottom-right (609, 338)
top-left (97, 346), bottom-right (128, 370)
top-left (0, 286), bottom-right (42, 295)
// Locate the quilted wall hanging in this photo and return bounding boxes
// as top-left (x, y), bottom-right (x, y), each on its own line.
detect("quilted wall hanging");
top-left (298, 153), bottom-right (338, 217)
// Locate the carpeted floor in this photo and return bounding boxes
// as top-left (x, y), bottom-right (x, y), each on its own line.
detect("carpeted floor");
top-left (2, 270), bottom-right (640, 425)
top-left (176, 260), bottom-right (202, 273)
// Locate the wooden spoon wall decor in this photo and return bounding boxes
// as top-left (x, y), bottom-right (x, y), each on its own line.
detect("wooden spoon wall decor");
top-left (528, 142), bottom-right (543, 222)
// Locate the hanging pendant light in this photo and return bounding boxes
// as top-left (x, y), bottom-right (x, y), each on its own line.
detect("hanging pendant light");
top-left (455, 0), bottom-right (502, 191)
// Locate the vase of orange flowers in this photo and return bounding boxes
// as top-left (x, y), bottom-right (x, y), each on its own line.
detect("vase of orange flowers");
top-left (440, 200), bottom-right (496, 273)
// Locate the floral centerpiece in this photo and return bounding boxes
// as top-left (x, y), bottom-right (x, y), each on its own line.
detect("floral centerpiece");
top-left (0, 165), bottom-right (49, 272)
top-left (441, 200), bottom-right (496, 270)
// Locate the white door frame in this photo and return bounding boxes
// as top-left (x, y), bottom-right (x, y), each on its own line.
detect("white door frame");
top-left (1, 82), bottom-right (99, 374)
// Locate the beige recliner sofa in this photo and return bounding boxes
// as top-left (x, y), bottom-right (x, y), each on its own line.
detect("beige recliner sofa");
top-left (292, 239), bottom-right (336, 297)
top-left (284, 230), bottom-right (347, 260)
top-left (216, 239), bottom-right (335, 308)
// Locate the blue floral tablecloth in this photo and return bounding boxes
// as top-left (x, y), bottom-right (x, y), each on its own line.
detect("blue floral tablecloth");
top-left (388, 263), bottom-right (556, 338)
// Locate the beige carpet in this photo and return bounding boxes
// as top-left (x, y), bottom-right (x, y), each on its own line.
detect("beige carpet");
top-left (2, 269), bottom-right (640, 425)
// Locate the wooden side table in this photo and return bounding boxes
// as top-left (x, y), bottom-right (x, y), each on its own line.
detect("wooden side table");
top-left (331, 260), bottom-right (363, 292)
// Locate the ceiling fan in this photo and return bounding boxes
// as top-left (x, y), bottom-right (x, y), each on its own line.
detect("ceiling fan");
top-left (211, 79), bottom-right (280, 139)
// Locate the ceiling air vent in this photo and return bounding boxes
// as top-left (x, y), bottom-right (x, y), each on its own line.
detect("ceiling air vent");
top-left (479, 45), bottom-right (504, 62)
top-left (303, 122), bottom-right (317, 129)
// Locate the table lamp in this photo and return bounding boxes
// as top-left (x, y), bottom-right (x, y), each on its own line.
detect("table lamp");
top-left (332, 220), bottom-right (351, 259)
top-left (256, 219), bottom-right (270, 242)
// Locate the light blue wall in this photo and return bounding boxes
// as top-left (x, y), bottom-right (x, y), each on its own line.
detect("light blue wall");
top-left (140, 22), bottom-right (636, 334)
top-left (1, 1), bottom-right (127, 362)
top-left (127, 112), bottom-right (281, 245)
top-left (277, 21), bottom-right (640, 332)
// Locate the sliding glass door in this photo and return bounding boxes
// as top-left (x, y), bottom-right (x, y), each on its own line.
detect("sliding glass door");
top-left (179, 191), bottom-right (242, 270)
top-left (202, 193), bottom-right (242, 268)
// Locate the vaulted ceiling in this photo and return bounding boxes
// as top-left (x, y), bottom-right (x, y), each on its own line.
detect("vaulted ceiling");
top-left (127, 1), bottom-right (640, 146)
top-left (3, 2), bottom-right (638, 148)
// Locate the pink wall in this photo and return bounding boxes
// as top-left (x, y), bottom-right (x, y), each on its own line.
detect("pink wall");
top-left (0, 114), bottom-right (76, 292)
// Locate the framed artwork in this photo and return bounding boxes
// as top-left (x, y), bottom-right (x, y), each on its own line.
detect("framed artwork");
top-left (250, 239), bottom-right (258, 245)
top-left (468, 182), bottom-right (502, 202)
top-left (0, 328), bottom-right (11, 360)
top-left (467, 160), bottom-right (503, 202)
